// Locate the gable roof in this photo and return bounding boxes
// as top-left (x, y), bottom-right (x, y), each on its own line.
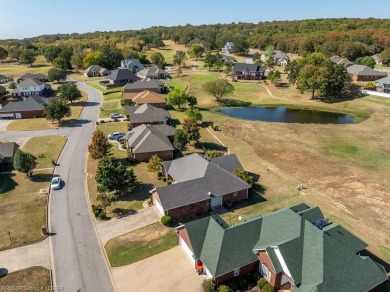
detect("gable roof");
top-left (346, 65), bottom-right (387, 77)
top-left (156, 154), bottom-right (250, 210)
top-left (233, 63), bottom-right (265, 73)
top-left (137, 66), bottom-right (169, 77)
top-left (273, 51), bottom-right (289, 61)
top-left (0, 142), bottom-right (19, 159)
top-left (121, 59), bottom-right (144, 71)
top-left (330, 56), bottom-right (354, 67)
top-left (125, 104), bottom-right (170, 124)
top-left (0, 96), bottom-right (50, 112)
top-left (185, 207), bottom-right (388, 291)
top-left (106, 68), bottom-right (139, 82)
top-left (18, 73), bottom-right (48, 80)
top-left (84, 65), bottom-right (102, 73)
top-left (210, 154), bottom-right (243, 173)
top-left (132, 90), bottom-right (166, 105)
top-left (124, 124), bottom-right (174, 154)
top-left (0, 74), bottom-right (10, 80)
top-left (375, 75), bottom-right (390, 84)
top-left (123, 80), bottom-right (163, 91)
top-left (220, 54), bottom-right (237, 62)
top-left (17, 78), bottom-right (44, 88)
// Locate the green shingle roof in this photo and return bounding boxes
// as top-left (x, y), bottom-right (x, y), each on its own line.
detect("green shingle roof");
top-left (322, 223), bottom-right (367, 253)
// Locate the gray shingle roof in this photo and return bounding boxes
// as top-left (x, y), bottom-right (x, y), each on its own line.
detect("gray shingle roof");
top-left (233, 63), bottom-right (265, 72)
top-left (123, 80), bottom-right (163, 91)
top-left (273, 51), bottom-right (289, 61)
top-left (0, 142), bottom-right (19, 159)
top-left (185, 207), bottom-right (388, 291)
top-left (210, 154), bottom-right (243, 173)
top-left (124, 124), bottom-right (174, 154)
top-left (137, 66), bottom-right (169, 78)
top-left (121, 59), bottom-right (144, 71)
top-left (330, 56), bottom-right (354, 67)
top-left (125, 104), bottom-right (170, 124)
top-left (375, 75), bottom-right (390, 84)
top-left (106, 68), bottom-right (139, 82)
top-left (84, 65), bottom-right (105, 74)
top-left (347, 65), bottom-right (387, 77)
top-left (0, 74), bottom-right (10, 80)
top-left (18, 73), bottom-right (48, 81)
top-left (0, 96), bottom-right (51, 112)
top-left (17, 78), bottom-right (44, 88)
top-left (156, 154), bottom-right (250, 210)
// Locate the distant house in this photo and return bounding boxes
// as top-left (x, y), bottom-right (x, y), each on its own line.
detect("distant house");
top-left (153, 153), bottom-right (250, 220)
top-left (177, 204), bottom-right (388, 291)
top-left (123, 80), bottom-right (164, 103)
top-left (330, 56), bottom-right (354, 67)
top-left (0, 142), bottom-right (19, 165)
top-left (105, 68), bottom-right (139, 85)
top-left (122, 124), bottom-right (175, 161)
top-left (125, 104), bottom-right (170, 128)
top-left (0, 96), bottom-right (51, 119)
top-left (221, 42), bottom-right (234, 54)
top-left (128, 90), bottom-right (166, 109)
top-left (0, 74), bottom-right (11, 84)
top-left (273, 51), bottom-right (289, 66)
top-left (372, 54), bottom-right (382, 65)
top-left (17, 73), bottom-right (48, 83)
top-left (191, 38), bottom-right (205, 46)
top-left (136, 67), bottom-right (170, 80)
top-left (83, 65), bottom-right (110, 77)
top-left (12, 78), bottom-right (50, 97)
top-left (346, 65), bottom-right (387, 82)
top-left (220, 54), bottom-right (236, 63)
top-left (0, 85), bottom-right (6, 95)
top-left (232, 63), bottom-right (265, 80)
top-left (375, 75), bottom-right (390, 93)
top-left (120, 59), bottom-right (144, 73)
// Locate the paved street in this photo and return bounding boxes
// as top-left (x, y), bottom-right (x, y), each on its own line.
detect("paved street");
top-left (48, 83), bottom-right (114, 292)
top-left (0, 127), bottom-right (71, 140)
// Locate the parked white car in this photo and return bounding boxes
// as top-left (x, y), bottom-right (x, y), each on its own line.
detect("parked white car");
top-left (51, 176), bottom-right (61, 190)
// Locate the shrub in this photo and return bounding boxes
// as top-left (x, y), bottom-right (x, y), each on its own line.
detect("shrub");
top-left (92, 205), bottom-right (103, 218)
top-left (205, 150), bottom-right (224, 158)
top-left (166, 179), bottom-right (172, 185)
top-left (113, 118), bottom-right (119, 122)
top-left (236, 276), bottom-right (247, 289)
top-left (249, 271), bottom-right (262, 282)
top-left (257, 278), bottom-right (267, 288)
top-left (100, 120), bottom-right (105, 123)
top-left (262, 283), bottom-right (273, 292)
top-left (218, 285), bottom-right (229, 292)
top-left (226, 280), bottom-right (237, 292)
top-left (147, 196), bottom-right (153, 206)
top-left (202, 279), bottom-right (215, 292)
top-left (161, 177), bottom-right (167, 182)
top-left (161, 215), bottom-right (172, 226)
top-left (98, 212), bottom-right (106, 220)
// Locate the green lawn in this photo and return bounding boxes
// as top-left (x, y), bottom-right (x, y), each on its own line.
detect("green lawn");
top-left (105, 223), bottom-right (177, 267)
top-left (99, 107), bottom-right (125, 119)
top-left (102, 100), bottom-right (121, 110)
top-left (0, 266), bottom-right (51, 287)
top-left (87, 81), bottom-right (122, 95)
top-left (167, 78), bottom-right (187, 92)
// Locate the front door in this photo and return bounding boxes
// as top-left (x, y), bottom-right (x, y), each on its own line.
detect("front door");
top-left (211, 196), bottom-right (222, 208)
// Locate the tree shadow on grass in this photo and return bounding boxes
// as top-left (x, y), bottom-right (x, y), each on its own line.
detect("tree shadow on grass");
top-left (30, 173), bottom-right (52, 183)
top-left (118, 182), bottom-right (155, 205)
top-left (0, 173), bottom-right (18, 194)
top-left (324, 84), bottom-right (368, 104)
top-left (220, 99), bottom-right (252, 107)
top-left (200, 141), bottom-right (227, 152)
top-left (62, 119), bottom-right (91, 127)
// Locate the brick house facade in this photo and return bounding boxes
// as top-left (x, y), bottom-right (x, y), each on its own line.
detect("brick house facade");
top-left (133, 150), bottom-right (173, 162)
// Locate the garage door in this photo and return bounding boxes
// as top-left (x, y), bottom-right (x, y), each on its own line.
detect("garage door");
top-left (211, 196), bottom-right (222, 207)
top-left (153, 196), bottom-right (165, 216)
top-left (15, 113), bottom-right (22, 119)
top-left (0, 113), bottom-right (15, 119)
top-left (179, 236), bottom-right (195, 264)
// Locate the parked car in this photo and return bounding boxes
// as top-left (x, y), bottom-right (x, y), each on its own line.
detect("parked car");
top-left (51, 176), bottom-right (61, 190)
top-left (110, 113), bottom-right (122, 119)
top-left (108, 132), bottom-right (126, 140)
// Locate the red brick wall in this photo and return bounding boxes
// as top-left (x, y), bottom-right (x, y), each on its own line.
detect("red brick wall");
top-left (135, 102), bottom-right (166, 109)
top-left (130, 121), bottom-right (164, 128)
top-left (134, 150), bottom-right (173, 162)
top-left (0, 110), bottom-right (43, 119)
top-left (352, 75), bottom-right (387, 82)
top-left (222, 189), bottom-right (248, 205)
top-left (258, 250), bottom-right (282, 288)
top-left (167, 199), bottom-right (212, 220)
top-left (177, 228), bottom-right (193, 251)
top-left (123, 88), bottom-right (162, 94)
top-left (215, 261), bottom-right (259, 285)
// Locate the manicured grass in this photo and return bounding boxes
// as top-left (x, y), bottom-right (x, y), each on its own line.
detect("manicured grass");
top-left (146, 40), bottom-right (188, 65)
top-left (0, 170), bottom-right (51, 250)
top-left (0, 266), bottom-right (51, 287)
top-left (87, 81), bottom-right (122, 95)
top-left (167, 78), bottom-right (187, 92)
top-left (96, 121), bottom-right (128, 136)
top-left (0, 57), bottom-right (52, 80)
top-left (102, 100), bottom-right (121, 110)
top-left (105, 223), bottom-right (177, 267)
top-left (23, 135), bottom-right (67, 168)
top-left (99, 107), bottom-right (125, 119)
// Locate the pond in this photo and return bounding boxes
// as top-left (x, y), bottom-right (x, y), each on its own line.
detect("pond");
top-left (219, 106), bottom-right (355, 124)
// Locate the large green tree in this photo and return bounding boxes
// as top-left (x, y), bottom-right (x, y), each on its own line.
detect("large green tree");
top-left (83, 50), bottom-right (104, 69)
top-left (167, 88), bottom-right (187, 109)
top-left (43, 45), bottom-right (61, 62)
top-left (19, 49), bottom-right (36, 67)
top-left (48, 68), bottom-right (67, 83)
top-left (182, 117), bottom-right (200, 142)
top-left (58, 83), bottom-right (81, 103)
top-left (0, 47), bottom-right (8, 62)
top-left (88, 130), bottom-right (113, 160)
top-left (319, 62), bottom-right (351, 99)
top-left (173, 129), bottom-right (189, 150)
top-left (173, 50), bottom-right (186, 67)
top-left (100, 45), bottom-right (123, 69)
top-left (189, 44), bottom-right (205, 60)
top-left (150, 52), bottom-right (165, 69)
top-left (285, 59), bottom-right (301, 86)
top-left (185, 106), bottom-right (202, 121)
top-left (355, 56), bottom-right (376, 68)
top-left (379, 48), bottom-right (390, 65)
top-left (297, 65), bottom-right (327, 99)
top-left (71, 47), bottom-right (84, 71)
top-left (43, 98), bottom-right (71, 123)
top-left (202, 79), bottom-right (234, 102)
top-left (53, 56), bottom-right (68, 70)
top-left (95, 157), bottom-right (137, 196)
top-left (13, 150), bottom-right (37, 177)
top-left (267, 70), bottom-right (281, 85)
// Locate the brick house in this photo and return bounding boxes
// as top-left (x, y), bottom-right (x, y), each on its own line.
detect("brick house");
top-left (106, 68), bottom-right (139, 85)
top-left (0, 142), bottom-right (19, 165)
top-left (125, 104), bottom-right (170, 128)
top-left (347, 65), bottom-right (387, 82)
top-left (128, 90), bottom-right (166, 109)
top-left (122, 124), bottom-right (175, 162)
top-left (153, 153), bottom-right (250, 220)
top-left (232, 63), bottom-right (265, 80)
top-left (177, 204), bottom-right (388, 291)
top-left (83, 65), bottom-right (110, 77)
top-left (136, 67), bottom-right (170, 80)
top-left (123, 80), bottom-right (164, 104)
top-left (0, 96), bottom-right (51, 119)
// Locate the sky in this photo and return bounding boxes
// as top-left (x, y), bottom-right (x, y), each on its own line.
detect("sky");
top-left (0, 0), bottom-right (389, 40)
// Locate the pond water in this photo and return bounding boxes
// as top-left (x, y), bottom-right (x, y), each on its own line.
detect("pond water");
top-left (219, 106), bottom-right (355, 124)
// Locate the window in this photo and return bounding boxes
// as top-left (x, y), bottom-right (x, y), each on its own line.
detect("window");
top-left (233, 268), bottom-right (240, 277)
top-left (261, 264), bottom-right (271, 282)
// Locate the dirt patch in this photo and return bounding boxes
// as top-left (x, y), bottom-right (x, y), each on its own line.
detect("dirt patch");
top-left (114, 223), bottom-right (170, 245)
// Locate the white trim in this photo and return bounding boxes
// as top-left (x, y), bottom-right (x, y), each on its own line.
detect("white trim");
top-left (153, 195), bottom-right (165, 216)
top-left (273, 247), bottom-right (292, 279)
top-left (203, 264), bottom-right (213, 278)
top-left (179, 236), bottom-right (195, 263)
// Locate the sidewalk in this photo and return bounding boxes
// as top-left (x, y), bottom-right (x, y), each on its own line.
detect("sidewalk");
top-left (0, 238), bottom-right (50, 273)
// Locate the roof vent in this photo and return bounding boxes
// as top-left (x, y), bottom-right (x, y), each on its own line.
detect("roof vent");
top-left (208, 192), bottom-right (212, 197)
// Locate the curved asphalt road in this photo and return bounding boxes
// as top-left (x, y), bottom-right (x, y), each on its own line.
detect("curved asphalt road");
top-left (49, 83), bottom-right (114, 292)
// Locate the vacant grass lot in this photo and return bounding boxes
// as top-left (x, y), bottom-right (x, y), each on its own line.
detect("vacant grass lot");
top-left (105, 223), bottom-right (177, 267)
top-left (23, 135), bottom-right (67, 169)
top-left (146, 40), bottom-right (188, 65)
top-left (0, 56), bottom-right (52, 80)
top-left (0, 266), bottom-right (51, 287)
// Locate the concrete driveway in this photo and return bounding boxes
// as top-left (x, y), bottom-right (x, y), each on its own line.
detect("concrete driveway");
top-left (112, 247), bottom-right (205, 292)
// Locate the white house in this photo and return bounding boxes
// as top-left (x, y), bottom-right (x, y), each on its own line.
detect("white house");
top-left (221, 42), bottom-right (234, 54)
top-left (12, 78), bottom-right (49, 97)
top-left (120, 59), bottom-right (144, 73)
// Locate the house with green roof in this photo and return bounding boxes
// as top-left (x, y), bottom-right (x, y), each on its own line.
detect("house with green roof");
top-left (177, 204), bottom-right (387, 291)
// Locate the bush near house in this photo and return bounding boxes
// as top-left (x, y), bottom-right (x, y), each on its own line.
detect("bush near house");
top-left (258, 278), bottom-right (267, 288)
top-left (161, 215), bottom-right (172, 226)
top-left (218, 285), bottom-right (229, 292)
top-left (262, 283), bottom-right (274, 292)
top-left (202, 279), bottom-right (215, 292)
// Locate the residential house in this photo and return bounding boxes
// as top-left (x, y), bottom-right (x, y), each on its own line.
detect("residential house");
top-left (0, 85), bottom-right (6, 95)
top-left (0, 74), bottom-right (11, 84)
top-left (177, 204), bottom-right (388, 291)
top-left (191, 38), bottom-right (205, 46)
top-left (123, 80), bottom-right (164, 103)
top-left (346, 65), bottom-right (387, 81)
top-left (125, 103), bottom-right (170, 128)
top-left (120, 59), bottom-right (144, 73)
top-left (153, 153), bottom-right (250, 220)
top-left (122, 124), bottom-right (175, 161)
top-left (106, 68), bottom-right (139, 85)
top-left (12, 78), bottom-right (50, 97)
top-left (220, 54), bottom-right (236, 63)
top-left (83, 65), bottom-right (110, 77)
top-left (0, 96), bottom-right (51, 119)
top-left (129, 90), bottom-right (166, 109)
top-left (0, 142), bottom-right (19, 165)
top-left (221, 42), bottom-right (234, 54)
top-left (17, 73), bottom-right (48, 83)
top-left (330, 55), bottom-right (354, 67)
top-left (273, 51), bottom-right (289, 66)
top-left (136, 67), bottom-right (170, 80)
top-left (232, 63), bottom-right (265, 80)
top-left (375, 75), bottom-right (390, 93)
